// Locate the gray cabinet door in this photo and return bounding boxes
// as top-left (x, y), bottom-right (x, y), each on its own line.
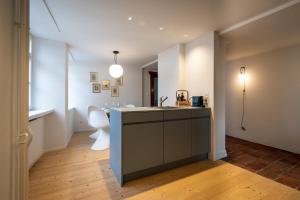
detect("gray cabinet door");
top-left (191, 118), bottom-right (210, 156)
top-left (122, 122), bottom-right (164, 174)
top-left (164, 120), bottom-right (191, 163)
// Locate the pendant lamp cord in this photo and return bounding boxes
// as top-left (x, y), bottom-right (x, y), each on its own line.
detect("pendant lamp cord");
top-left (114, 54), bottom-right (118, 64)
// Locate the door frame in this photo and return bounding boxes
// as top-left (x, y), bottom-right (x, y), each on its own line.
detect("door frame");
top-left (11, 0), bottom-right (31, 199)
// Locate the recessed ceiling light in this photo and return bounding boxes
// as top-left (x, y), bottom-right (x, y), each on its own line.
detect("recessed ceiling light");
top-left (128, 17), bottom-right (133, 21)
top-left (159, 27), bottom-right (164, 31)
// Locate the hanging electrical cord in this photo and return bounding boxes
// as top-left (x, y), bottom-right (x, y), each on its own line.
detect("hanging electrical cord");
top-left (113, 51), bottom-right (118, 64)
top-left (240, 66), bottom-right (247, 131)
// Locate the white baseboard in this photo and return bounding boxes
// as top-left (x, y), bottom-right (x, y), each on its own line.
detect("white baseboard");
top-left (28, 151), bottom-right (44, 169)
top-left (216, 150), bottom-right (228, 160)
top-left (209, 149), bottom-right (228, 161)
top-left (64, 131), bottom-right (73, 148)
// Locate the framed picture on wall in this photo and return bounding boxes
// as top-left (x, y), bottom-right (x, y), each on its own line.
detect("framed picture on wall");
top-left (90, 72), bottom-right (98, 82)
top-left (102, 80), bottom-right (110, 90)
top-left (111, 86), bottom-right (119, 97)
top-left (92, 83), bottom-right (101, 93)
top-left (115, 76), bottom-right (123, 86)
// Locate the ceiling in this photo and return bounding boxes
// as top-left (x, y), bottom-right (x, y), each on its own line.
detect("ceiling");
top-left (222, 2), bottom-right (300, 60)
top-left (30, 0), bottom-right (296, 66)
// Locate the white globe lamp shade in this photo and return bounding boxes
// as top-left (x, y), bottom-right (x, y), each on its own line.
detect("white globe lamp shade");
top-left (109, 64), bottom-right (123, 78)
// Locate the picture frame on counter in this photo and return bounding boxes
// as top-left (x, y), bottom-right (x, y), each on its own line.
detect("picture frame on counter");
top-left (176, 90), bottom-right (190, 106)
top-left (102, 80), bottom-right (110, 90)
top-left (176, 90), bottom-right (189, 102)
top-left (111, 86), bottom-right (119, 97)
top-left (90, 72), bottom-right (98, 82)
top-left (92, 83), bottom-right (101, 93)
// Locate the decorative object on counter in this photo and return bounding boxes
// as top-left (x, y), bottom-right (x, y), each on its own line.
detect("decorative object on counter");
top-left (192, 96), bottom-right (204, 107)
top-left (203, 94), bottom-right (209, 108)
top-left (203, 95), bottom-right (208, 108)
top-left (115, 76), bottom-right (123, 86)
top-left (176, 90), bottom-right (190, 106)
top-left (102, 80), bottom-right (110, 90)
top-left (92, 83), bottom-right (101, 93)
top-left (111, 86), bottom-right (119, 97)
top-left (109, 50), bottom-right (124, 78)
top-left (90, 72), bottom-right (98, 82)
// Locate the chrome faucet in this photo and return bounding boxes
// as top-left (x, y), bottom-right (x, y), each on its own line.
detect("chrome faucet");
top-left (159, 96), bottom-right (168, 107)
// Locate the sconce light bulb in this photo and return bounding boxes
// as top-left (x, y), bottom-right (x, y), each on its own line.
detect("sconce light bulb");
top-left (239, 73), bottom-right (247, 82)
top-left (239, 66), bottom-right (248, 83)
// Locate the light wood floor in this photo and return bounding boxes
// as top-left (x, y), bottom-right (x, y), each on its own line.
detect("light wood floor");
top-left (29, 132), bottom-right (300, 200)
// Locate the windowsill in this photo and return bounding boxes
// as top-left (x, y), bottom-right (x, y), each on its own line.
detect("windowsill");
top-left (29, 109), bottom-right (54, 121)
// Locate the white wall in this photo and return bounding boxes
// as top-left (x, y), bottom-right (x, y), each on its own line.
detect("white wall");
top-left (28, 118), bottom-right (45, 168)
top-left (226, 44), bottom-right (300, 154)
top-left (69, 62), bottom-right (142, 132)
top-left (184, 32), bottom-right (226, 160)
top-left (158, 44), bottom-right (185, 106)
top-left (67, 108), bottom-right (75, 143)
top-left (158, 32), bottom-right (227, 160)
top-left (0, 0), bottom-right (13, 198)
top-left (214, 35), bottom-right (227, 160)
top-left (31, 36), bottom-right (72, 151)
top-left (143, 67), bottom-right (158, 107)
top-left (185, 32), bottom-right (214, 107)
top-left (28, 108), bottom-right (74, 168)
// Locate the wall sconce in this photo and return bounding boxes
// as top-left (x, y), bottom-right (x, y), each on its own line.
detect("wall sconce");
top-left (239, 66), bottom-right (248, 83)
top-left (240, 66), bottom-right (247, 131)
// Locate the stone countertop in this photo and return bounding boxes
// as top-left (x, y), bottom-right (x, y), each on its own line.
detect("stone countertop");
top-left (111, 106), bottom-right (210, 112)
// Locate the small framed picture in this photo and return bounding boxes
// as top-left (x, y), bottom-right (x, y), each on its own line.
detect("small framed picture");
top-left (102, 80), bottom-right (110, 90)
top-left (115, 76), bottom-right (123, 86)
top-left (90, 72), bottom-right (98, 82)
top-left (176, 90), bottom-right (189, 102)
top-left (111, 86), bottom-right (119, 97)
top-left (92, 83), bottom-right (101, 93)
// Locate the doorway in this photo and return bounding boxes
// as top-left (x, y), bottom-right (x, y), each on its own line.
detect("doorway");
top-left (142, 62), bottom-right (158, 107)
top-left (149, 71), bottom-right (158, 106)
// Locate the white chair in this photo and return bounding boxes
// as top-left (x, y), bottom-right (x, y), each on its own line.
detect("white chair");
top-left (88, 106), bottom-right (110, 150)
top-left (88, 106), bottom-right (99, 139)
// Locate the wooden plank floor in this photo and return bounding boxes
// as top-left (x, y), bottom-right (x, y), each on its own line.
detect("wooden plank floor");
top-left (29, 132), bottom-right (300, 200)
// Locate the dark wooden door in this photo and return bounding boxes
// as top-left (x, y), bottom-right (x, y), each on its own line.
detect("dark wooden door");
top-left (149, 71), bottom-right (158, 106)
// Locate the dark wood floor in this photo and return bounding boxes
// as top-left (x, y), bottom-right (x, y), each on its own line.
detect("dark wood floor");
top-left (225, 135), bottom-right (300, 190)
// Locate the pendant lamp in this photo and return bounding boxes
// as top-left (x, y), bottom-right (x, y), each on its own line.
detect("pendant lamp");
top-left (109, 51), bottom-right (123, 78)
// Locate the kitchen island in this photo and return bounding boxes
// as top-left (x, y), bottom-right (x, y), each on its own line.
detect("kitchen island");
top-left (110, 107), bottom-right (211, 185)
